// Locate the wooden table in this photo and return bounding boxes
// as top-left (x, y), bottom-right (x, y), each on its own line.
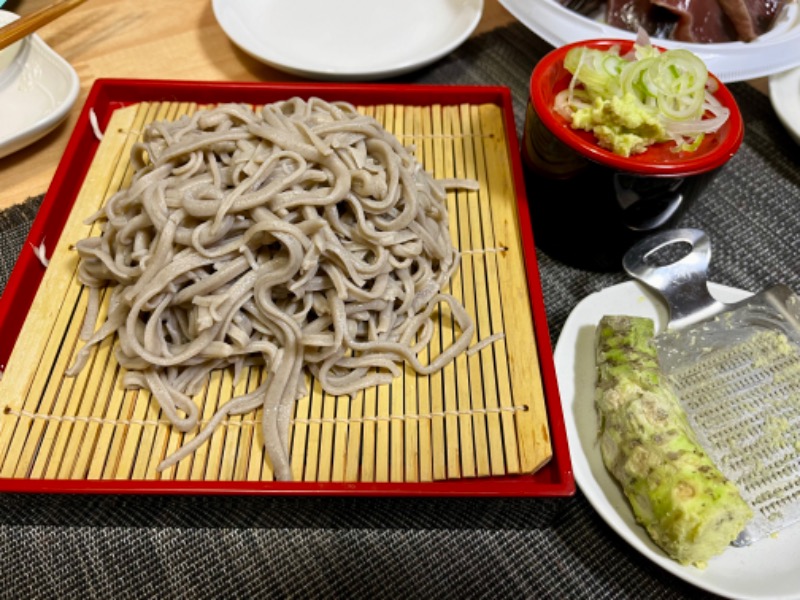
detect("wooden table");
top-left (0, 0), bottom-right (516, 210)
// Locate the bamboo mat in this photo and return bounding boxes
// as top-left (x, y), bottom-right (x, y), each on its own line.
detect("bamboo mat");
top-left (0, 100), bottom-right (552, 485)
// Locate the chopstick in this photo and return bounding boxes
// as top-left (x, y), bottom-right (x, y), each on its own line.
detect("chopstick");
top-left (0, 0), bottom-right (89, 51)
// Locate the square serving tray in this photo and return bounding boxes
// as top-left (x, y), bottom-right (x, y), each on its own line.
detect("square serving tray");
top-left (0, 79), bottom-right (574, 496)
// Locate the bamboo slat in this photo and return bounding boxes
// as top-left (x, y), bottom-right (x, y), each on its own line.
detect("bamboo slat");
top-left (0, 100), bottom-right (553, 485)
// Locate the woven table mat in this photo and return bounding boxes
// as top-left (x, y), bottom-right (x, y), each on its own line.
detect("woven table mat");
top-left (0, 21), bottom-right (798, 600)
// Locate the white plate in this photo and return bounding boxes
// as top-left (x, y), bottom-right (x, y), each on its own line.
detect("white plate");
top-left (769, 66), bottom-right (800, 145)
top-left (0, 10), bottom-right (79, 159)
top-left (212, 0), bottom-right (484, 81)
top-left (500, 0), bottom-right (800, 82)
top-left (554, 281), bottom-right (800, 600)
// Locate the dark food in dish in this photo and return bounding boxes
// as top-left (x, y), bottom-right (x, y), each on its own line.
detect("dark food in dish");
top-left (561, 0), bottom-right (792, 42)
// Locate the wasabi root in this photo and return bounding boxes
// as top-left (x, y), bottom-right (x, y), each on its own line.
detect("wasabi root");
top-left (595, 315), bottom-right (752, 568)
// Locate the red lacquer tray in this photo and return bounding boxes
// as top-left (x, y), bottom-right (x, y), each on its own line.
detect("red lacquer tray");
top-left (0, 79), bottom-right (574, 496)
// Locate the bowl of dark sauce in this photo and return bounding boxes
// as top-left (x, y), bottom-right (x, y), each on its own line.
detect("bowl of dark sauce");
top-left (522, 38), bottom-right (744, 272)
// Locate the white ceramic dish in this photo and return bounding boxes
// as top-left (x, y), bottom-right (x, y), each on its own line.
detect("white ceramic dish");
top-left (0, 10), bottom-right (79, 159)
top-left (212, 0), bottom-right (484, 81)
top-left (554, 281), bottom-right (800, 600)
top-left (500, 0), bottom-right (800, 82)
top-left (769, 66), bottom-right (800, 145)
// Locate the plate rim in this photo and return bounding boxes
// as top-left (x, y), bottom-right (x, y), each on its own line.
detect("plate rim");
top-left (211, 0), bottom-right (485, 81)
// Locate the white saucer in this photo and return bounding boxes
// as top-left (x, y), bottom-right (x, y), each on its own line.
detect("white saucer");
top-left (0, 10), bottom-right (80, 159)
top-left (769, 66), bottom-right (800, 145)
top-left (212, 0), bottom-right (484, 81)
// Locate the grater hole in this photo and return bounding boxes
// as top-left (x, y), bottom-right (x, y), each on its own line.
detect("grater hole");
top-left (643, 241), bottom-right (692, 267)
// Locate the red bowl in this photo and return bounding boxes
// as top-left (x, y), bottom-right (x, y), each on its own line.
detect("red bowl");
top-left (530, 39), bottom-right (744, 176)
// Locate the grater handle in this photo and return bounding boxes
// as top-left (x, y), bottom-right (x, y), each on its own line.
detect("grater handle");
top-left (622, 228), bottom-right (728, 330)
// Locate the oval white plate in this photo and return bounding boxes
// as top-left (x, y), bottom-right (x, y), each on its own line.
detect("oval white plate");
top-left (212, 0), bottom-right (484, 81)
top-left (769, 66), bottom-right (800, 145)
top-left (0, 10), bottom-right (79, 159)
top-left (500, 0), bottom-right (800, 82)
top-left (554, 281), bottom-right (800, 600)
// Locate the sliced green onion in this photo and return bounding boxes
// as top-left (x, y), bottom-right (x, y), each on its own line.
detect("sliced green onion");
top-left (560, 35), bottom-right (727, 154)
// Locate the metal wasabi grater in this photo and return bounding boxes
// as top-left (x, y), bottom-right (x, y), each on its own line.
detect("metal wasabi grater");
top-left (623, 228), bottom-right (800, 547)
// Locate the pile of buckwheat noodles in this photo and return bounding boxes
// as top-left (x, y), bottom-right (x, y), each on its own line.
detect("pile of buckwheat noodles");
top-left (68, 97), bottom-right (478, 481)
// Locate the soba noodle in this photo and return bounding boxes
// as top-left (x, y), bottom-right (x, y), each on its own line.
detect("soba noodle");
top-left (68, 97), bottom-right (478, 481)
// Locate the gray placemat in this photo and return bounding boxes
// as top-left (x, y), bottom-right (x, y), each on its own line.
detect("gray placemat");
top-left (1, 21), bottom-right (798, 600)
top-left (0, 194), bottom-right (43, 297)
